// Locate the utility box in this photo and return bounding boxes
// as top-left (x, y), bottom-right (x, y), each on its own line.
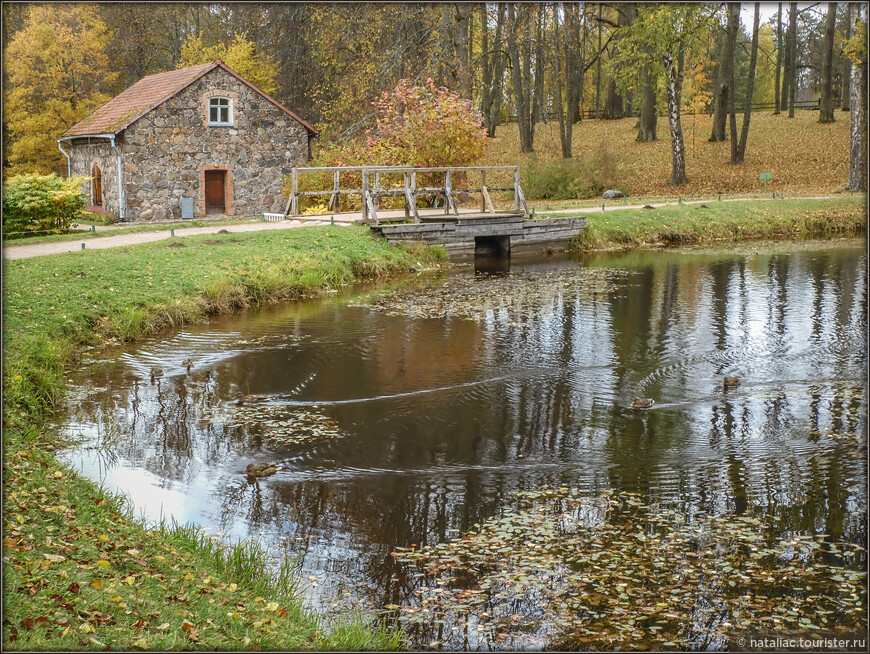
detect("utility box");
top-left (181, 198), bottom-right (194, 220)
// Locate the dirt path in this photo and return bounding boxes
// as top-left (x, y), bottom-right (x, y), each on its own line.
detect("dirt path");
top-left (1, 195), bottom-right (849, 260)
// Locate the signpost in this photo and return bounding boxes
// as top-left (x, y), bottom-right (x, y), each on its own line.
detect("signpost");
top-left (759, 172), bottom-right (772, 194)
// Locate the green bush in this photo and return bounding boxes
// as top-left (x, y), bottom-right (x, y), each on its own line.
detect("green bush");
top-left (3, 173), bottom-right (89, 238)
top-left (523, 145), bottom-right (630, 200)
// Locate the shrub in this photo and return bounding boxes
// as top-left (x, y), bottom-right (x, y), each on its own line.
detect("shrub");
top-left (523, 144), bottom-right (629, 201)
top-left (367, 78), bottom-right (490, 168)
top-left (3, 173), bottom-right (88, 238)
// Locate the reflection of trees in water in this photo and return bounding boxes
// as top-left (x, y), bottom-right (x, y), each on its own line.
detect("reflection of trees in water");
top-left (66, 246), bottom-right (868, 629)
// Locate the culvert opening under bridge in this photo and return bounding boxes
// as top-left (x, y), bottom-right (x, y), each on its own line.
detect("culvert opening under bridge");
top-left (475, 234), bottom-right (511, 259)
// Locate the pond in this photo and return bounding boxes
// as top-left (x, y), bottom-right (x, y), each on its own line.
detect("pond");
top-left (60, 238), bottom-right (868, 650)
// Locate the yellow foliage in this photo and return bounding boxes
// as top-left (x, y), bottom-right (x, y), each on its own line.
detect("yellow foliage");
top-left (4, 5), bottom-right (115, 175)
top-left (178, 34), bottom-right (279, 96)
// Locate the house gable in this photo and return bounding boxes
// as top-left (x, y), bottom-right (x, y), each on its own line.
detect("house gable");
top-left (64, 60), bottom-right (316, 138)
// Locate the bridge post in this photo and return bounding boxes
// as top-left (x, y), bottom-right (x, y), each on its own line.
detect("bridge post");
top-left (514, 167), bottom-right (521, 212)
top-left (329, 170), bottom-right (339, 212)
top-left (290, 168), bottom-right (299, 216)
top-left (374, 171), bottom-right (381, 211)
top-left (404, 172), bottom-right (410, 219)
top-left (444, 169), bottom-right (458, 215)
top-left (412, 171), bottom-right (419, 223)
top-left (480, 170), bottom-right (486, 213)
top-left (362, 168), bottom-right (369, 223)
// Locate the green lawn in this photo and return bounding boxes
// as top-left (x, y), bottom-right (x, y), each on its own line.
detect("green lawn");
top-left (545, 196), bottom-right (867, 250)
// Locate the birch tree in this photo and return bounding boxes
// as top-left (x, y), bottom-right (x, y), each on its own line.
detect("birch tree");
top-left (846, 3), bottom-right (866, 191)
top-left (614, 5), bottom-right (718, 185)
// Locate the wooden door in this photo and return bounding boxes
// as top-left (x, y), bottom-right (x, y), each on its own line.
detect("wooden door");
top-left (92, 165), bottom-right (102, 206)
top-left (204, 170), bottom-right (226, 211)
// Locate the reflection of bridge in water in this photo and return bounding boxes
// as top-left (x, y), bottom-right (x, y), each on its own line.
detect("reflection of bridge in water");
top-left (272, 165), bottom-right (586, 260)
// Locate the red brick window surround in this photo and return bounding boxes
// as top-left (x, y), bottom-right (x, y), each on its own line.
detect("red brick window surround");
top-left (198, 164), bottom-right (234, 216)
top-left (202, 90), bottom-right (239, 127)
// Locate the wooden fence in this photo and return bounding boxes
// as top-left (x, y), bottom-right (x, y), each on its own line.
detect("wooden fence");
top-left (284, 165), bottom-right (528, 225)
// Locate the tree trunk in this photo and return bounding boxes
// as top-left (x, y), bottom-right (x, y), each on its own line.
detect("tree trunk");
top-left (736, 3), bottom-right (761, 163)
top-left (508, 4), bottom-right (533, 153)
top-left (522, 8), bottom-right (535, 147)
top-left (480, 4), bottom-right (492, 133)
top-left (847, 4), bottom-right (867, 191)
top-left (774, 4), bottom-right (782, 114)
top-left (780, 4), bottom-right (792, 112)
top-left (566, 3), bottom-right (583, 124)
top-left (554, 7), bottom-right (571, 158)
top-left (490, 3), bottom-right (507, 136)
top-left (712, 4), bottom-right (739, 141)
top-left (481, 3), bottom-right (506, 137)
top-left (637, 62), bottom-right (657, 142)
top-left (820, 2), bottom-right (837, 122)
top-left (604, 4), bottom-right (635, 120)
top-left (454, 4), bottom-right (471, 97)
top-left (664, 51), bottom-right (687, 185)
top-left (841, 3), bottom-right (852, 111)
top-left (605, 78), bottom-right (624, 119)
top-left (595, 3), bottom-right (603, 119)
top-left (577, 5), bottom-right (587, 122)
top-left (531, 4), bottom-right (545, 129)
top-left (788, 2), bottom-right (797, 117)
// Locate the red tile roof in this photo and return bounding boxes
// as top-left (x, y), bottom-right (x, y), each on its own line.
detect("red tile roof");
top-left (64, 60), bottom-right (317, 137)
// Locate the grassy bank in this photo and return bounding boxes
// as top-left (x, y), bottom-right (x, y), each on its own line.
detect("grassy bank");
top-left (558, 196), bottom-right (867, 251)
top-left (3, 225), bottom-right (446, 650)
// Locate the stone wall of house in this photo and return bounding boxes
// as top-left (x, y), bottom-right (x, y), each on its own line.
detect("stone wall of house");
top-left (68, 141), bottom-right (120, 217)
top-left (75, 66), bottom-right (309, 221)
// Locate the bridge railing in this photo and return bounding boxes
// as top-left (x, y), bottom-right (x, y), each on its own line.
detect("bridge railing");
top-left (283, 165), bottom-right (528, 225)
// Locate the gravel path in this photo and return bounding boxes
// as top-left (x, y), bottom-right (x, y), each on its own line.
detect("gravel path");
top-left (2, 216), bottom-right (353, 260)
top-left (1, 195), bottom-right (848, 260)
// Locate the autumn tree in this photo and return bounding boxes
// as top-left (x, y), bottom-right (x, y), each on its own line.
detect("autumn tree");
top-left (366, 79), bottom-right (489, 168)
top-left (178, 33), bottom-right (279, 95)
top-left (4, 4), bottom-right (115, 175)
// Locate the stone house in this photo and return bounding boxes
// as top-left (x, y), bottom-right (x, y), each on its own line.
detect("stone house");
top-left (60, 60), bottom-right (317, 221)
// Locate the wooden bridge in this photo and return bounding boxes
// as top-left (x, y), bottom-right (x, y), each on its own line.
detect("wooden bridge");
top-left (274, 165), bottom-right (585, 259)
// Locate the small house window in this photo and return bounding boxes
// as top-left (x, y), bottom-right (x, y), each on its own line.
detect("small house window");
top-left (208, 97), bottom-right (232, 125)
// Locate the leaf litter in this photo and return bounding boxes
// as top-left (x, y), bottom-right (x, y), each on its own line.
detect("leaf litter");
top-left (351, 267), bottom-right (634, 322)
top-left (390, 489), bottom-right (867, 650)
top-left (221, 404), bottom-right (350, 446)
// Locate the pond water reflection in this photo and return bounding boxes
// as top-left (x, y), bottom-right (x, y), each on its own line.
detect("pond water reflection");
top-left (61, 239), bottom-right (867, 649)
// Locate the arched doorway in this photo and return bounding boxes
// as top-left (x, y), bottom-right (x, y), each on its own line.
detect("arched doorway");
top-left (92, 165), bottom-right (103, 206)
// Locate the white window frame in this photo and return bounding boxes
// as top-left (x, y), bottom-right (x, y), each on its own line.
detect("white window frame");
top-left (208, 96), bottom-right (233, 126)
